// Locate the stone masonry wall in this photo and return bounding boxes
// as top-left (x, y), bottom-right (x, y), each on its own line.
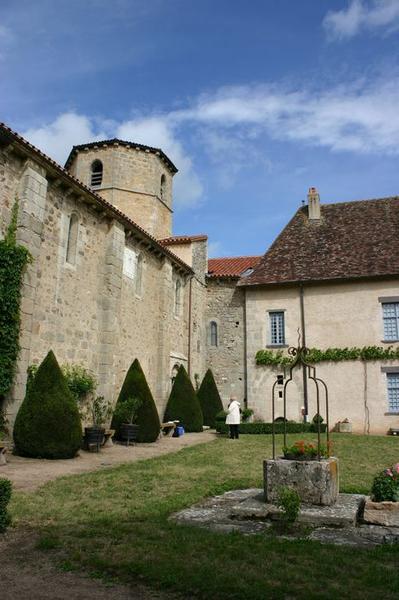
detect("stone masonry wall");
top-left (68, 145), bottom-right (173, 239)
top-left (206, 278), bottom-right (246, 407)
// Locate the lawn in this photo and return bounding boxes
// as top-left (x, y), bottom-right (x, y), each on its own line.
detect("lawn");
top-left (10, 433), bottom-right (399, 599)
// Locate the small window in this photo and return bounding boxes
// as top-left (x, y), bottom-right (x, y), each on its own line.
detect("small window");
top-left (123, 247), bottom-right (137, 279)
top-left (91, 160), bottom-right (103, 188)
top-left (174, 279), bottom-right (181, 316)
top-left (382, 302), bottom-right (399, 341)
top-left (269, 311), bottom-right (285, 345)
top-left (66, 213), bottom-right (79, 265)
top-left (210, 321), bottom-right (218, 346)
top-left (387, 372), bottom-right (399, 413)
top-left (160, 174), bottom-right (166, 200)
top-left (136, 253), bottom-right (143, 295)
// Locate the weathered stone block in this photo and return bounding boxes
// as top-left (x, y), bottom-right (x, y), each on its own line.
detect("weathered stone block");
top-left (363, 498), bottom-right (399, 527)
top-left (264, 457), bottom-right (339, 506)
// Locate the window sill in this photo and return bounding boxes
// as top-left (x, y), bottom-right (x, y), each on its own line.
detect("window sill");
top-left (266, 344), bottom-right (288, 349)
top-left (384, 412), bottom-right (399, 416)
top-left (381, 339), bottom-right (399, 344)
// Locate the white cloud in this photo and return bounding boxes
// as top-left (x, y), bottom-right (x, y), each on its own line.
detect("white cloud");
top-left (22, 113), bottom-right (107, 165)
top-left (117, 116), bottom-right (203, 208)
top-left (323, 0), bottom-right (399, 40)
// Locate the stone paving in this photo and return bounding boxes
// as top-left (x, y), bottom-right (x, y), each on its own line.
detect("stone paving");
top-left (171, 488), bottom-right (399, 547)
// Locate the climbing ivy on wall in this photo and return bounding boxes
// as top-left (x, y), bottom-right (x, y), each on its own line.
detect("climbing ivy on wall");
top-left (256, 345), bottom-right (399, 367)
top-left (0, 201), bottom-right (31, 398)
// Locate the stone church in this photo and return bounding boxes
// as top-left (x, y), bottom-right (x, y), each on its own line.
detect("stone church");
top-left (1, 122), bottom-right (399, 434)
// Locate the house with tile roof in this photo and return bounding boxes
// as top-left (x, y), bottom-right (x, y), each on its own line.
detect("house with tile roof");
top-left (0, 121), bottom-right (398, 434)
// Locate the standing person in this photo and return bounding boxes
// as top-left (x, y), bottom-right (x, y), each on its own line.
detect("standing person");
top-left (226, 396), bottom-right (241, 439)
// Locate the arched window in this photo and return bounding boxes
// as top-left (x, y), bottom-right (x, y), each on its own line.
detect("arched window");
top-left (160, 174), bottom-right (166, 200)
top-left (66, 213), bottom-right (79, 265)
top-left (136, 253), bottom-right (143, 295)
top-left (174, 278), bottom-right (181, 316)
top-left (90, 160), bottom-right (103, 188)
top-left (210, 321), bottom-right (218, 346)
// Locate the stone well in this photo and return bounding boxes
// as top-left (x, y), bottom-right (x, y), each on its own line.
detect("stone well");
top-left (264, 457), bottom-right (339, 506)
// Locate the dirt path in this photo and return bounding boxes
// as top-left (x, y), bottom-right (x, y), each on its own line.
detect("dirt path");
top-left (0, 431), bottom-right (216, 598)
top-left (0, 530), bottom-right (182, 600)
top-left (1, 430), bottom-right (216, 491)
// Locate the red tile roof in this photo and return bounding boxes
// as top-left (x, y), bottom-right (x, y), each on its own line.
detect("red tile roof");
top-left (240, 198), bottom-right (399, 287)
top-left (160, 234), bottom-right (208, 246)
top-left (0, 123), bottom-right (192, 274)
top-left (208, 256), bottom-right (262, 279)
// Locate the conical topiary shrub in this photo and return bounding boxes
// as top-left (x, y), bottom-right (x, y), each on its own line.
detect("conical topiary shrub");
top-left (111, 359), bottom-right (161, 443)
top-left (197, 369), bottom-right (223, 428)
top-left (163, 365), bottom-right (203, 432)
top-left (13, 350), bottom-right (82, 459)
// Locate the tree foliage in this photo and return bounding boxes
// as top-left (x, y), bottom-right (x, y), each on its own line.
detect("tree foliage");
top-left (13, 351), bottom-right (82, 459)
top-left (197, 369), bottom-right (223, 428)
top-left (111, 359), bottom-right (160, 442)
top-left (163, 365), bottom-right (203, 432)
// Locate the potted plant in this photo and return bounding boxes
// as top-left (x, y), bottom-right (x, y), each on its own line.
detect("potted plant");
top-left (336, 418), bottom-right (352, 433)
top-left (83, 396), bottom-right (113, 451)
top-left (282, 440), bottom-right (330, 461)
top-left (112, 397), bottom-right (142, 445)
top-left (363, 464), bottom-right (399, 527)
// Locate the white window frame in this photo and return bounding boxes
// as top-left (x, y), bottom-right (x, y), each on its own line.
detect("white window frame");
top-left (268, 310), bottom-right (285, 346)
top-left (382, 302), bottom-right (399, 341)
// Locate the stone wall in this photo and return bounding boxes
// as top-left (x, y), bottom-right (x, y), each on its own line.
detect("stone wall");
top-left (0, 143), bottom-right (203, 429)
top-left (245, 280), bottom-right (399, 433)
top-left (206, 278), bottom-right (246, 406)
top-left (68, 145), bottom-right (173, 239)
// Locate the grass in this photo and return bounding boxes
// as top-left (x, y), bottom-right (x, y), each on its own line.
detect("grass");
top-left (10, 433), bottom-right (399, 599)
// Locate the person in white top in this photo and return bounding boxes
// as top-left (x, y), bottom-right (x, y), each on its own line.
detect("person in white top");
top-left (225, 396), bottom-right (241, 439)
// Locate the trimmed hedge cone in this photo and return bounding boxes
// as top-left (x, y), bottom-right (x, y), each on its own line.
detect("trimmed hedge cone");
top-left (197, 369), bottom-right (223, 428)
top-left (13, 350), bottom-right (82, 459)
top-left (111, 359), bottom-right (161, 443)
top-left (0, 478), bottom-right (12, 533)
top-left (163, 365), bottom-right (203, 432)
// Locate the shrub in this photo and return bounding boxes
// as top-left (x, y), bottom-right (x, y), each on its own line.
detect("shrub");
top-left (13, 350), bottom-right (82, 459)
top-left (0, 478), bottom-right (12, 533)
top-left (197, 369), bottom-right (223, 428)
top-left (112, 397), bottom-right (142, 425)
top-left (84, 396), bottom-right (113, 427)
top-left (27, 363), bottom-right (96, 402)
top-left (215, 410), bottom-right (227, 423)
top-left (242, 408), bottom-right (254, 423)
top-left (112, 359), bottom-right (160, 442)
top-left (277, 486), bottom-right (300, 523)
top-left (371, 464), bottom-right (399, 502)
top-left (216, 421), bottom-right (313, 435)
top-left (282, 440), bottom-right (330, 459)
top-left (163, 365), bottom-right (203, 432)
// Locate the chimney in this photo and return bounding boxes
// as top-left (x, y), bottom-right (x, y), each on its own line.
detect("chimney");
top-left (307, 187), bottom-right (321, 220)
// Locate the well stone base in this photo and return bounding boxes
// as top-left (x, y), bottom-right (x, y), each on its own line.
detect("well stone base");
top-left (264, 457), bottom-right (339, 506)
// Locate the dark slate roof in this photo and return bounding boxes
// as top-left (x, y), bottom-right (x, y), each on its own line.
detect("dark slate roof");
top-left (64, 138), bottom-right (178, 174)
top-left (239, 198), bottom-right (399, 287)
top-left (208, 256), bottom-right (262, 279)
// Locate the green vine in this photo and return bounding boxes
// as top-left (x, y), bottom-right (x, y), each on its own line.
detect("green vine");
top-left (0, 201), bottom-right (31, 398)
top-left (256, 345), bottom-right (399, 367)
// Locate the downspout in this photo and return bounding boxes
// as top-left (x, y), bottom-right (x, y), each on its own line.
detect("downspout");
top-left (243, 287), bottom-right (248, 409)
top-left (187, 275), bottom-right (193, 377)
top-left (299, 284), bottom-right (309, 421)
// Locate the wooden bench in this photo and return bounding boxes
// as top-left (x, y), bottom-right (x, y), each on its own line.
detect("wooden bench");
top-left (160, 421), bottom-right (179, 437)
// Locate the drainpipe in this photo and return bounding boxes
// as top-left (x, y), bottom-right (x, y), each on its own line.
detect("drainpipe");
top-left (299, 284), bottom-right (309, 421)
top-left (187, 276), bottom-right (193, 377)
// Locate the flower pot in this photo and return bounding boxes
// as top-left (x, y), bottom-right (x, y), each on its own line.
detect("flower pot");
top-left (337, 422), bottom-right (352, 433)
top-left (84, 426), bottom-right (105, 451)
top-left (283, 453), bottom-right (318, 461)
top-left (120, 423), bottom-right (139, 445)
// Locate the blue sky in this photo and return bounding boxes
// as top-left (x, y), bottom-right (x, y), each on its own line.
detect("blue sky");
top-left (2, 0), bottom-right (399, 257)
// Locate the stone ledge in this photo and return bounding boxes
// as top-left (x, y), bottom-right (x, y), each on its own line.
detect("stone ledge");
top-left (363, 497), bottom-right (399, 527)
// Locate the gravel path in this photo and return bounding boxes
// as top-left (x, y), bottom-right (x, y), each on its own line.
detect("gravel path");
top-left (1, 430), bottom-right (216, 491)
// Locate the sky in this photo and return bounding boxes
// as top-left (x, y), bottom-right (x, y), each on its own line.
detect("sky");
top-left (1, 0), bottom-right (399, 257)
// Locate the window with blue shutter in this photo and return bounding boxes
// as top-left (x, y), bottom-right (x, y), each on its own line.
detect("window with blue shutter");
top-left (382, 302), bottom-right (399, 341)
top-left (387, 373), bottom-right (399, 413)
top-left (269, 311), bottom-right (285, 345)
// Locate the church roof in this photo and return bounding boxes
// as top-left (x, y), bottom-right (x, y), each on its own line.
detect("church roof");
top-left (0, 123), bottom-right (191, 274)
top-left (161, 234), bottom-right (208, 246)
top-left (64, 138), bottom-right (178, 174)
top-left (208, 256), bottom-right (262, 279)
top-left (240, 197), bottom-right (399, 287)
